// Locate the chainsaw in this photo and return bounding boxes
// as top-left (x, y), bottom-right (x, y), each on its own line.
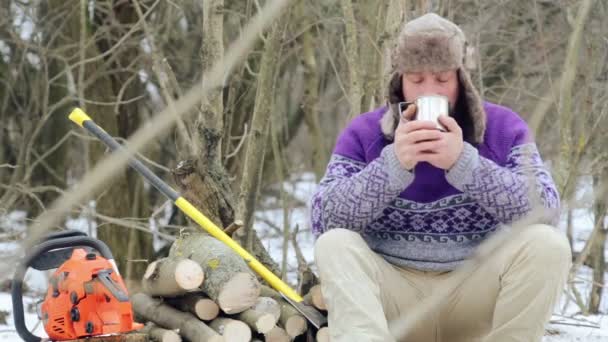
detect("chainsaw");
top-left (11, 229), bottom-right (143, 342)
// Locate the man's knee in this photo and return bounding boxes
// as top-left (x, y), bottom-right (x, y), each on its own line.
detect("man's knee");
top-left (518, 224), bottom-right (571, 268)
top-left (315, 228), bottom-right (363, 255)
top-left (314, 228), bottom-right (367, 267)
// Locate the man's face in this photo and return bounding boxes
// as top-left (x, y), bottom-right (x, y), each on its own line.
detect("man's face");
top-left (401, 70), bottom-right (459, 109)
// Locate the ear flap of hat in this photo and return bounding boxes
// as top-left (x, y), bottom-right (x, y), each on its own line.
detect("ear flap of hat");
top-left (457, 68), bottom-right (486, 144)
top-left (381, 73), bottom-right (403, 140)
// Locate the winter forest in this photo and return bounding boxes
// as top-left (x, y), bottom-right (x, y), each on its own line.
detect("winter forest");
top-left (0, 0), bottom-right (607, 341)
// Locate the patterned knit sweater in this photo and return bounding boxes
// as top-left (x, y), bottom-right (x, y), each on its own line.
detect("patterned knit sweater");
top-left (310, 102), bottom-right (560, 271)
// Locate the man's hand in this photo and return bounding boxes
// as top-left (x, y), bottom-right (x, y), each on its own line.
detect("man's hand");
top-left (394, 104), bottom-right (443, 170)
top-left (416, 115), bottom-right (464, 170)
top-left (394, 109), bottom-right (464, 171)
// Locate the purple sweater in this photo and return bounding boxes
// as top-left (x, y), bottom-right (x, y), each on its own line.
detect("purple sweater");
top-left (310, 102), bottom-right (560, 271)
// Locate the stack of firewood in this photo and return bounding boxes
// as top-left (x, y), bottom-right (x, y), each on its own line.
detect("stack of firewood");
top-left (131, 232), bottom-right (329, 342)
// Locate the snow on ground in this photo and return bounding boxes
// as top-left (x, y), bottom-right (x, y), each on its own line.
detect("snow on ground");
top-left (0, 292), bottom-right (47, 341)
top-left (0, 173), bottom-right (606, 341)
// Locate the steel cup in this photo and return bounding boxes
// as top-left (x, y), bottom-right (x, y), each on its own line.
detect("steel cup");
top-left (415, 95), bottom-right (449, 131)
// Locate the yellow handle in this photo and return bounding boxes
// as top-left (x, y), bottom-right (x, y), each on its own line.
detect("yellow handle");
top-left (68, 108), bottom-right (92, 127)
top-left (174, 197), bottom-right (303, 302)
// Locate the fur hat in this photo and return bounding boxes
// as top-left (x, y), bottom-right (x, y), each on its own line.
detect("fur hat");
top-left (381, 13), bottom-right (486, 144)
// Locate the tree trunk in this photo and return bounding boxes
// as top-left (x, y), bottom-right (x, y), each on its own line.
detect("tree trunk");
top-left (198, 0), bottom-right (225, 164)
top-left (236, 17), bottom-right (286, 252)
top-left (172, 159), bottom-right (234, 228)
top-left (588, 170), bottom-right (607, 313)
top-left (169, 233), bottom-right (261, 313)
top-left (131, 293), bottom-right (224, 342)
top-left (358, 0), bottom-right (387, 111)
top-left (341, 0), bottom-right (362, 118)
top-left (297, 2), bottom-right (326, 181)
top-left (556, 0), bottom-right (594, 199)
top-left (377, 0), bottom-right (408, 104)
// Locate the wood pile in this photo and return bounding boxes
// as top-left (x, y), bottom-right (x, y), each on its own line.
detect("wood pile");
top-left (131, 232), bottom-right (328, 342)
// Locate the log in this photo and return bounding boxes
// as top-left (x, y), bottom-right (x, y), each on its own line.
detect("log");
top-left (208, 317), bottom-right (252, 342)
top-left (260, 286), bottom-right (308, 338)
top-left (316, 327), bottom-right (330, 342)
top-left (141, 257), bottom-right (204, 297)
top-left (170, 233), bottom-right (260, 314)
top-left (166, 294), bottom-right (220, 321)
top-left (235, 311), bottom-right (275, 334)
top-left (252, 296), bottom-right (281, 321)
top-left (63, 333), bottom-right (148, 342)
top-left (264, 326), bottom-right (290, 342)
top-left (235, 297), bottom-right (280, 334)
top-left (131, 293), bottom-right (224, 342)
top-left (140, 323), bottom-right (181, 342)
top-left (282, 314), bottom-right (306, 339)
top-left (303, 285), bottom-right (326, 311)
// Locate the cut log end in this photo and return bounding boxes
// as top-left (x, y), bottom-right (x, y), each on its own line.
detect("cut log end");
top-left (254, 313), bottom-right (276, 334)
top-left (310, 285), bottom-right (327, 310)
top-left (316, 326), bottom-right (330, 342)
top-left (222, 320), bottom-right (251, 342)
top-left (194, 298), bottom-right (220, 321)
top-left (143, 262), bottom-right (157, 280)
top-left (253, 297), bottom-right (280, 321)
top-left (209, 318), bottom-right (251, 342)
top-left (141, 258), bottom-right (204, 297)
top-left (217, 272), bottom-right (260, 314)
top-left (175, 259), bottom-right (205, 290)
top-left (264, 326), bottom-right (290, 342)
top-left (284, 315), bottom-right (307, 338)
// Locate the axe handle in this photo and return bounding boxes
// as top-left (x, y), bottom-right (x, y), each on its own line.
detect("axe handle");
top-left (68, 108), bottom-right (303, 303)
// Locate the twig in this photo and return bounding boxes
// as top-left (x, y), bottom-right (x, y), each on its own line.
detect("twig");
top-left (225, 124), bottom-right (249, 160)
top-left (549, 320), bottom-right (600, 329)
top-left (224, 220), bottom-right (244, 236)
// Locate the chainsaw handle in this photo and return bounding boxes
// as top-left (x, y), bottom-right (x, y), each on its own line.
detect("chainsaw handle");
top-left (39, 229), bottom-right (88, 241)
top-left (12, 236), bottom-right (116, 342)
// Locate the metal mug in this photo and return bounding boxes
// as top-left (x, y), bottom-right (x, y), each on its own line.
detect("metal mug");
top-left (398, 94), bottom-right (449, 131)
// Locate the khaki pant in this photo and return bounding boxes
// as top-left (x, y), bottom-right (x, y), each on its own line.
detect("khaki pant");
top-left (314, 225), bottom-right (571, 342)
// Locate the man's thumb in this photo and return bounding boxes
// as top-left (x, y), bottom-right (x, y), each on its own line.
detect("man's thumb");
top-left (402, 103), bottom-right (417, 121)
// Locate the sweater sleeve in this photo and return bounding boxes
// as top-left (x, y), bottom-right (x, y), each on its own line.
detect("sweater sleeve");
top-left (310, 140), bottom-right (414, 237)
top-left (445, 136), bottom-right (560, 226)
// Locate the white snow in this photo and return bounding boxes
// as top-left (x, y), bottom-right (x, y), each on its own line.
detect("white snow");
top-left (0, 292), bottom-right (47, 341)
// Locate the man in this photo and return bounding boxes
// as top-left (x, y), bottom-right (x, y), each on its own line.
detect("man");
top-left (310, 13), bottom-right (571, 342)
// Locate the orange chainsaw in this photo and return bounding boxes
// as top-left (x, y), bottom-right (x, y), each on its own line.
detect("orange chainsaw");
top-left (12, 230), bottom-right (142, 341)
